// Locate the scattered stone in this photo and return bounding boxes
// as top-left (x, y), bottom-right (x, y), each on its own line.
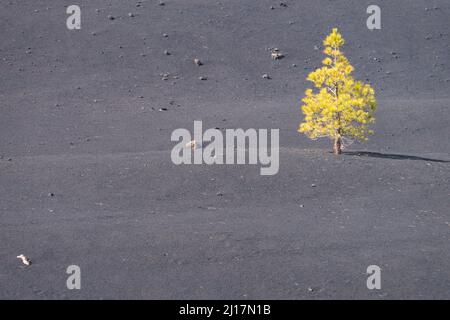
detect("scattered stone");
top-left (163, 33), bottom-right (169, 38)
top-left (48, 193), bottom-right (55, 197)
top-left (164, 50), bottom-right (171, 55)
top-left (17, 254), bottom-right (31, 266)
top-left (262, 74), bottom-right (271, 79)
top-left (158, 1), bottom-right (165, 6)
top-left (280, 2), bottom-right (288, 7)
top-left (271, 48), bottom-right (284, 60)
top-left (128, 12), bottom-right (135, 17)
top-left (161, 73), bottom-right (170, 80)
top-left (194, 58), bottom-right (203, 66)
top-left (108, 15), bottom-right (115, 20)
top-left (185, 140), bottom-right (197, 149)
top-left (199, 76), bottom-right (207, 81)
top-left (158, 107), bottom-right (168, 111)
top-left (311, 183), bottom-right (317, 187)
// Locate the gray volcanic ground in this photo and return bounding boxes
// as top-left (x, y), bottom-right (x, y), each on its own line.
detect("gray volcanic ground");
top-left (0, 0), bottom-right (449, 299)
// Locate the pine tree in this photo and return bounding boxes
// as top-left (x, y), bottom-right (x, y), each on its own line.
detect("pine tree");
top-left (298, 28), bottom-right (377, 155)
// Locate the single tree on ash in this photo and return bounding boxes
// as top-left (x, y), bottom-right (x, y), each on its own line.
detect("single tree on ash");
top-left (298, 28), bottom-right (377, 154)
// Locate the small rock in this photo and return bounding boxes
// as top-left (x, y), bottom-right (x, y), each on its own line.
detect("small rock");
top-left (199, 76), bottom-right (207, 81)
top-left (271, 49), bottom-right (284, 60)
top-left (262, 74), bottom-right (271, 79)
top-left (158, 107), bottom-right (168, 111)
top-left (194, 58), bottom-right (203, 66)
top-left (17, 254), bottom-right (32, 266)
top-left (185, 140), bottom-right (197, 149)
top-left (107, 15), bottom-right (115, 20)
top-left (128, 12), bottom-right (135, 17)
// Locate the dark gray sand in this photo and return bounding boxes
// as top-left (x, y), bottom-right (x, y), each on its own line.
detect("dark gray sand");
top-left (0, 0), bottom-right (449, 299)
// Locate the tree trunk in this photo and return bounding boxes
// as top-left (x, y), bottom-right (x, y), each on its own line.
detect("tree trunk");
top-left (333, 136), bottom-right (342, 155)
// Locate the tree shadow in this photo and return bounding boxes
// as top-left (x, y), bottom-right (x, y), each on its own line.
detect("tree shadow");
top-left (344, 151), bottom-right (450, 163)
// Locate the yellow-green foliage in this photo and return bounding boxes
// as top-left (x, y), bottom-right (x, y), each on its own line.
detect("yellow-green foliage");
top-left (299, 29), bottom-right (377, 143)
